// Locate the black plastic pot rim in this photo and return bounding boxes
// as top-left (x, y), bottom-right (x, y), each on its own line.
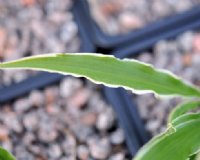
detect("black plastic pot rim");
top-left (77, 0), bottom-right (200, 48)
top-left (113, 19), bottom-right (200, 58)
top-left (73, 2), bottom-right (95, 52)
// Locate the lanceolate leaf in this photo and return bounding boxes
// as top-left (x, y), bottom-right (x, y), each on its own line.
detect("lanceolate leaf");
top-left (134, 120), bottom-right (200, 160)
top-left (171, 113), bottom-right (200, 127)
top-left (0, 147), bottom-right (16, 160)
top-left (0, 53), bottom-right (200, 97)
top-left (169, 100), bottom-right (200, 123)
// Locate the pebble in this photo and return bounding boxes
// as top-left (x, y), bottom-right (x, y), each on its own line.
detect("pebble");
top-left (87, 93), bottom-right (108, 113)
top-left (110, 129), bottom-right (125, 145)
top-left (62, 135), bottom-right (76, 157)
top-left (77, 145), bottom-right (90, 160)
top-left (150, 105), bottom-right (165, 121)
top-left (0, 27), bottom-right (7, 55)
top-left (89, 138), bottom-right (111, 160)
top-left (14, 98), bottom-right (31, 113)
top-left (109, 153), bottom-right (125, 160)
top-left (23, 132), bottom-right (35, 146)
top-left (192, 54), bottom-right (200, 67)
top-left (182, 53), bottom-right (192, 66)
top-left (151, 0), bottom-right (172, 18)
top-left (177, 31), bottom-right (193, 52)
top-left (193, 33), bottom-right (200, 52)
top-left (100, 1), bottom-right (122, 15)
top-left (13, 71), bottom-right (28, 83)
top-left (47, 144), bottom-right (62, 159)
top-left (68, 88), bottom-right (91, 108)
top-left (182, 67), bottom-right (195, 82)
top-left (60, 22), bottom-right (78, 43)
top-left (145, 120), bottom-right (161, 136)
top-left (81, 112), bottom-right (97, 126)
top-left (60, 78), bottom-right (83, 98)
top-left (138, 52), bottom-right (153, 64)
top-left (23, 112), bottom-right (38, 131)
top-left (96, 107), bottom-right (115, 131)
top-left (38, 127), bottom-right (58, 143)
top-left (72, 124), bottom-right (94, 142)
top-left (44, 87), bottom-right (59, 104)
top-left (46, 104), bottom-right (61, 115)
top-left (3, 112), bottom-right (23, 133)
top-left (15, 145), bottom-right (34, 160)
top-left (21, 0), bottom-right (36, 7)
top-left (0, 125), bottom-right (9, 141)
top-left (173, 0), bottom-right (193, 12)
top-left (119, 12), bottom-right (144, 31)
top-left (28, 145), bottom-right (42, 155)
top-left (29, 90), bottom-right (44, 107)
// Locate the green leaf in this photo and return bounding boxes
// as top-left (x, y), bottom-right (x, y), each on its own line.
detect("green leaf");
top-left (134, 119), bottom-right (200, 160)
top-left (0, 147), bottom-right (16, 160)
top-left (171, 113), bottom-right (200, 127)
top-left (0, 53), bottom-right (200, 97)
top-left (169, 100), bottom-right (200, 123)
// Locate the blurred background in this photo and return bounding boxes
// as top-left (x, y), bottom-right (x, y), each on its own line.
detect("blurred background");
top-left (0, 0), bottom-right (200, 160)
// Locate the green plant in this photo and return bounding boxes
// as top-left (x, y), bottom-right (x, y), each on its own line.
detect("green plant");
top-left (0, 53), bottom-right (200, 160)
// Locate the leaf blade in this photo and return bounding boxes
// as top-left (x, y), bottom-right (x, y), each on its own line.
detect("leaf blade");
top-left (0, 53), bottom-right (200, 97)
top-left (134, 119), bottom-right (200, 160)
top-left (169, 100), bottom-right (200, 123)
top-left (171, 113), bottom-right (200, 127)
top-left (0, 147), bottom-right (16, 160)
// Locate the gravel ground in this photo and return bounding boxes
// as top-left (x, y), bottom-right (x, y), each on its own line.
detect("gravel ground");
top-left (0, 0), bottom-right (81, 87)
top-left (88, 0), bottom-right (200, 35)
top-left (134, 31), bottom-right (200, 136)
top-left (0, 77), bottom-right (130, 160)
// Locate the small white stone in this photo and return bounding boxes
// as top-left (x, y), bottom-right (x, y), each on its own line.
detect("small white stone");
top-left (89, 138), bottom-right (111, 160)
top-left (109, 153), bottom-right (125, 160)
top-left (48, 144), bottom-right (62, 159)
top-left (29, 90), bottom-right (44, 106)
top-left (60, 78), bottom-right (82, 98)
top-left (110, 129), bottom-right (125, 145)
top-left (77, 145), bottom-right (90, 160)
top-left (96, 107), bottom-right (115, 131)
top-left (14, 98), bottom-right (31, 113)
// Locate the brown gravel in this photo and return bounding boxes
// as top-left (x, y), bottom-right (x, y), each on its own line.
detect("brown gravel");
top-left (0, 78), bottom-right (130, 160)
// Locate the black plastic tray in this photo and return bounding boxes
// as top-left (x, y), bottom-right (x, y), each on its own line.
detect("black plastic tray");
top-left (73, 2), bottom-right (95, 52)
top-left (75, 0), bottom-right (200, 49)
top-left (114, 19), bottom-right (200, 58)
